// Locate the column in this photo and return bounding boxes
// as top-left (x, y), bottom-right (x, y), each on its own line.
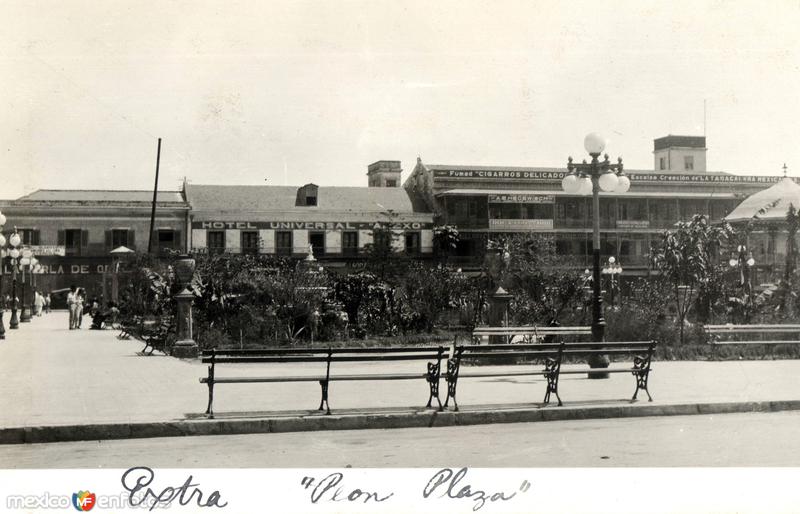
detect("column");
top-left (259, 229), bottom-right (275, 254)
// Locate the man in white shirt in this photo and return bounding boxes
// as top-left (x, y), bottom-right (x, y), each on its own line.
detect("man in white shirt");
top-left (67, 285), bottom-right (78, 329)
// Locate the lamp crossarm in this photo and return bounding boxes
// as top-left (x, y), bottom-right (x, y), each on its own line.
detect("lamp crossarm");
top-left (568, 162), bottom-right (623, 175)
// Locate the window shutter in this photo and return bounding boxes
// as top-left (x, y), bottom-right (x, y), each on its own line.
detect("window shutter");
top-left (33, 230), bottom-right (40, 245)
top-left (81, 230), bottom-right (89, 248)
top-left (174, 230), bottom-right (183, 252)
top-left (57, 230), bottom-right (65, 245)
top-left (105, 230), bottom-right (112, 250)
top-left (128, 230), bottom-right (135, 251)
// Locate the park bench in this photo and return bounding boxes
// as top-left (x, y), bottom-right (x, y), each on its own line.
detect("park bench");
top-left (117, 315), bottom-right (174, 355)
top-left (470, 325), bottom-right (592, 345)
top-left (704, 324), bottom-right (800, 357)
top-left (444, 340), bottom-right (657, 410)
top-left (200, 346), bottom-right (449, 418)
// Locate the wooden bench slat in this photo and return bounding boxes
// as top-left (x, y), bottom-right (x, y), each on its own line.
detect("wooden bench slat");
top-left (203, 346), bottom-right (447, 356)
top-left (204, 353), bottom-right (448, 364)
top-left (202, 372), bottom-right (428, 384)
top-left (708, 340), bottom-right (800, 345)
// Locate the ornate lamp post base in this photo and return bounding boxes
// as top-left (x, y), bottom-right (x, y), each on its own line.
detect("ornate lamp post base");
top-left (20, 306), bottom-right (31, 323)
top-left (9, 304), bottom-right (19, 329)
top-left (171, 287), bottom-right (198, 359)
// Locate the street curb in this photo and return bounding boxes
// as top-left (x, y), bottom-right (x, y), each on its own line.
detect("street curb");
top-left (3, 399), bottom-right (800, 445)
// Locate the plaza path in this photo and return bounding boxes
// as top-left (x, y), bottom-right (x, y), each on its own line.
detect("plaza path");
top-left (3, 311), bottom-right (800, 429)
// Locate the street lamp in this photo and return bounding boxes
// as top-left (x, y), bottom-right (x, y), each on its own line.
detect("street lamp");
top-left (562, 133), bottom-right (630, 378)
top-left (8, 229), bottom-right (21, 329)
top-left (602, 256), bottom-right (623, 309)
top-left (19, 248), bottom-right (32, 322)
top-left (729, 244), bottom-right (755, 302)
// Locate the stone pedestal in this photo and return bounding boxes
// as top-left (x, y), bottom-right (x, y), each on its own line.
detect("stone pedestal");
top-left (487, 286), bottom-right (513, 344)
top-left (172, 288), bottom-right (198, 358)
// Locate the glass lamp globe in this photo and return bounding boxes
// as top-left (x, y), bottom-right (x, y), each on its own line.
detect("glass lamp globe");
top-left (0, 233), bottom-right (5, 247)
top-left (598, 171), bottom-right (619, 192)
top-left (614, 175), bottom-right (631, 193)
top-left (747, 257), bottom-right (755, 267)
top-left (0, 211), bottom-right (6, 226)
top-left (583, 133), bottom-right (606, 155)
top-left (579, 176), bottom-right (593, 195)
top-left (9, 248), bottom-right (19, 259)
top-left (9, 233), bottom-right (20, 247)
top-left (729, 258), bottom-right (738, 267)
top-left (561, 173), bottom-right (580, 194)
top-left (608, 256), bottom-right (616, 265)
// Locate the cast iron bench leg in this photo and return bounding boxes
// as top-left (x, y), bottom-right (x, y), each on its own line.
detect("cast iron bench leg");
top-left (318, 380), bottom-right (331, 415)
top-left (631, 356), bottom-right (653, 402)
top-left (543, 358), bottom-right (563, 407)
top-left (426, 361), bottom-right (443, 411)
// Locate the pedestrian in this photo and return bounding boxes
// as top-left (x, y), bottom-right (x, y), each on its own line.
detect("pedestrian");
top-left (76, 288), bottom-right (85, 329)
top-left (33, 289), bottom-right (44, 317)
top-left (44, 293), bottom-right (51, 314)
top-left (67, 285), bottom-right (78, 329)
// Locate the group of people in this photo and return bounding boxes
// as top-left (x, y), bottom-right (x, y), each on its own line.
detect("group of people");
top-left (2, 291), bottom-right (51, 315)
top-left (66, 285), bottom-right (119, 330)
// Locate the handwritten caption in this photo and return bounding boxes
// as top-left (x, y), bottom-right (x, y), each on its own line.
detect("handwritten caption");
top-left (300, 467), bottom-right (530, 511)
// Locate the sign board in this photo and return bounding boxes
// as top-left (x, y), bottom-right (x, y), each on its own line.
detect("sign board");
top-left (616, 220), bottom-right (650, 229)
top-left (489, 219), bottom-right (554, 230)
top-left (488, 194), bottom-right (554, 204)
top-left (192, 221), bottom-right (434, 230)
top-left (434, 169), bottom-right (793, 185)
top-left (29, 245), bottom-right (66, 256)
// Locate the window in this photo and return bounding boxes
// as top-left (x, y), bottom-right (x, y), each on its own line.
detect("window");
top-left (373, 230), bottom-right (392, 250)
top-left (522, 203), bottom-right (552, 219)
top-left (19, 229), bottom-right (40, 245)
top-left (405, 232), bottom-right (420, 254)
top-left (157, 230), bottom-right (178, 254)
top-left (276, 231), bottom-right (293, 256)
top-left (659, 157), bottom-right (667, 170)
top-left (385, 180), bottom-right (397, 187)
top-left (241, 231), bottom-right (259, 255)
top-left (617, 199), bottom-right (647, 220)
top-left (309, 232), bottom-right (325, 257)
top-left (207, 231), bottom-right (225, 255)
top-left (305, 195), bottom-right (317, 206)
top-left (63, 229), bottom-right (85, 256)
top-left (112, 229), bottom-right (129, 248)
top-left (684, 155), bottom-right (694, 171)
top-left (342, 231), bottom-right (358, 256)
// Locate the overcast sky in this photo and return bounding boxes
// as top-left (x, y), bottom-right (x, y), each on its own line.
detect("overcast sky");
top-left (1, 0), bottom-right (799, 199)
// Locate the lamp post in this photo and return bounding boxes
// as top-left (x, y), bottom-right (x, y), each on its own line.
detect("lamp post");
top-left (8, 229), bottom-right (21, 329)
top-left (30, 258), bottom-right (40, 318)
top-left (562, 133), bottom-right (630, 378)
top-left (0, 211), bottom-right (6, 339)
top-left (19, 248), bottom-right (32, 322)
top-left (602, 256), bottom-right (623, 310)
top-left (729, 244), bottom-right (755, 321)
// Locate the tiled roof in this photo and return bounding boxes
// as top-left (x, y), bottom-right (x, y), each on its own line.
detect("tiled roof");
top-left (185, 184), bottom-right (425, 213)
top-left (654, 135), bottom-right (706, 151)
top-left (16, 190), bottom-right (186, 203)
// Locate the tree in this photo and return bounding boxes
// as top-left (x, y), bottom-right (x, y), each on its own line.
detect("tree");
top-left (651, 214), bottom-right (733, 344)
top-left (433, 224), bottom-right (460, 262)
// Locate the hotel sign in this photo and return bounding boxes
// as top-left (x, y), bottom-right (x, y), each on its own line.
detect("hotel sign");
top-left (488, 194), bottom-right (554, 204)
top-left (29, 245), bottom-right (66, 256)
top-left (435, 169), bottom-right (791, 185)
top-left (192, 221), bottom-right (434, 230)
top-left (489, 219), bottom-right (553, 230)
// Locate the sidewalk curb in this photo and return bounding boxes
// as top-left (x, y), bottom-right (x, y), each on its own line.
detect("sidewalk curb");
top-left (3, 399), bottom-right (800, 445)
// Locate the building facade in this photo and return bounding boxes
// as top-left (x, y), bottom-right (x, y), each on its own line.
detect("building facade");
top-left (0, 190), bottom-right (188, 296)
top-left (185, 163), bottom-right (435, 265)
top-left (404, 136), bottom-right (789, 274)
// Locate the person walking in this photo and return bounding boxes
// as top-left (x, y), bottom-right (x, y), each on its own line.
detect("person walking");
top-left (76, 289), bottom-right (85, 329)
top-left (44, 293), bottom-right (51, 314)
top-left (67, 285), bottom-right (78, 329)
top-left (33, 290), bottom-right (44, 317)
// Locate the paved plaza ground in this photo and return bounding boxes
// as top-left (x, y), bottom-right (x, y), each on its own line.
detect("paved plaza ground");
top-left (3, 310), bottom-right (800, 432)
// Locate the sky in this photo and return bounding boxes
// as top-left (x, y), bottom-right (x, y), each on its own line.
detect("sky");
top-left (1, 0), bottom-right (799, 199)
